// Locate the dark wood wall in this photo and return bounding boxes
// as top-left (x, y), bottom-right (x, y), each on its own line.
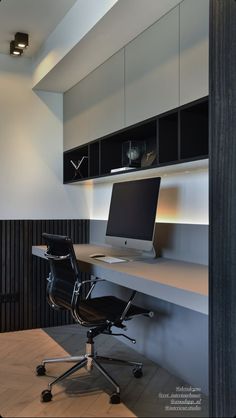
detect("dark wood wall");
top-left (209, 1), bottom-right (236, 416)
top-left (0, 219), bottom-right (89, 333)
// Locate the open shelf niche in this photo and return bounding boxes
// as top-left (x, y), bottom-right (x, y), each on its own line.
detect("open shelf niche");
top-left (63, 96), bottom-right (208, 184)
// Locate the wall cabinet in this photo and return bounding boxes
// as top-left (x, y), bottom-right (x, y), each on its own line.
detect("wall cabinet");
top-left (125, 6), bottom-right (179, 127)
top-left (63, 97), bottom-right (208, 184)
top-left (180, 0), bottom-right (209, 105)
top-left (64, 2), bottom-right (209, 153)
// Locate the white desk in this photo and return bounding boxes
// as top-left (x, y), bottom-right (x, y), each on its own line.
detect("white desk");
top-left (32, 244), bottom-right (208, 315)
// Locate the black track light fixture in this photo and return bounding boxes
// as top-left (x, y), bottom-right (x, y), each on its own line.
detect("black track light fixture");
top-left (15, 32), bottom-right (29, 49)
top-left (10, 40), bottom-right (23, 56)
top-left (9, 33), bottom-right (29, 57)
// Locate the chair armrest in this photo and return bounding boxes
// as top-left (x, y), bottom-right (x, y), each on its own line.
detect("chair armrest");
top-left (119, 291), bottom-right (136, 321)
top-left (71, 278), bottom-right (105, 311)
top-left (73, 278), bottom-right (105, 298)
top-left (80, 278), bottom-right (105, 287)
top-left (81, 278), bottom-right (106, 300)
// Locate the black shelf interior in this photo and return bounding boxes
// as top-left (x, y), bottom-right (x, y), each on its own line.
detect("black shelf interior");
top-left (89, 142), bottom-right (100, 177)
top-left (63, 97), bottom-right (208, 183)
top-left (100, 137), bottom-right (123, 175)
top-left (159, 112), bottom-right (178, 164)
top-left (64, 145), bottom-right (89, 182)
top-left (180, 101), bottom-right (208, 159)
top-left (100, 120), bottom-right (156, 175)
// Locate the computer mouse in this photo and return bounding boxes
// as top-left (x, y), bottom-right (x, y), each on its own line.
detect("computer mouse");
top-left (90, 253), bottom-right (105, 258)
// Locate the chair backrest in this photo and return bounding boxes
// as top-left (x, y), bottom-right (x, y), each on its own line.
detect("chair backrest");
top-left (42, 233), bottom-right (80, 311)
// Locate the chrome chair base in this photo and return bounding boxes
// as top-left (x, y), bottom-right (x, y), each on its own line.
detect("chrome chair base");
top-left (37, 341), bottom-right (143, 404)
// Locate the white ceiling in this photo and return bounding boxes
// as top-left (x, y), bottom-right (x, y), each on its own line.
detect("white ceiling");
top-left (0, 0), bottom-right (76, 57)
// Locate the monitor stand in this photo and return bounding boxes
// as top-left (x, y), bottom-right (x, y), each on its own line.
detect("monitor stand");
top-left (117, 245), bottom-right (156, 260)
top-left (139, 245), bottom-right (156, 259)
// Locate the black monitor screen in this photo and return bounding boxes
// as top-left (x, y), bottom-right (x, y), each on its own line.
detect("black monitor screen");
top-left (106, 177), bottom-right (161, 241)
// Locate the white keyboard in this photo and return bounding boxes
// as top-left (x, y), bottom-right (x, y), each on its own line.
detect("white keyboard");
top-left (93, 256), bottom-right (127, 264)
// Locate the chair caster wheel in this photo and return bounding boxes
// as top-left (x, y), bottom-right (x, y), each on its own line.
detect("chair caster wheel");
top-left (36, 365), bottom-right (46, 376)
top-left (41, 389), bottom-right (52, 402)
top-left (133, 366), bottom-right (143, 378)
top-left (110, 392), bottom-right (120, 404)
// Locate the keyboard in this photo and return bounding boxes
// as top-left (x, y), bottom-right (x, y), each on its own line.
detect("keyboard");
top-left (93, 256), bottom-right (127, 264)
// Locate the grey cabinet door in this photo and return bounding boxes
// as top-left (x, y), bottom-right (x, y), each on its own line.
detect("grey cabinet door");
top-left (125, 6), bottom-right (179, 127)
top-left (64, 75), bottom-right (90, 151)
top-left (64, 49), bottom-right (124, 151)
top-left (86, 49), bottom-right (125, 141)
top-left (180, 0), bottom-right (209, 105)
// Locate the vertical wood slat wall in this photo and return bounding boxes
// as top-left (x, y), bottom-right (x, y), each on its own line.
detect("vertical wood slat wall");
top-left (0, 219), bottom-right (89, 333)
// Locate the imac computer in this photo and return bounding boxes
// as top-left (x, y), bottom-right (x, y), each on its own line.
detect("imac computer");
top-left (105, 177), bottom-right (161, 258)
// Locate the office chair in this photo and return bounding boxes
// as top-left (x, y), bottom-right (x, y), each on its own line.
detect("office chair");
top-left (36, 233), bottom-right (153, 404)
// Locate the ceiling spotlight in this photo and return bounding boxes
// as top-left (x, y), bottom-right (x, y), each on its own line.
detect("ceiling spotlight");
top-left (15, 32), bottom-right (29, 49)
top-left (10, 40), bottom-right (23, 56)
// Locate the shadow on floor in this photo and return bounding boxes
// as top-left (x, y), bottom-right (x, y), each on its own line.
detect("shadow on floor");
top-left (44, 325), bottom-right (209, 418)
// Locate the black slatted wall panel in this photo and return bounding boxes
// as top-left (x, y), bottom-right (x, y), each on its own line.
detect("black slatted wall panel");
top-left (0, 219), bottom-right (89, 333)
top-left (209, 1), bottom-right (236, 416)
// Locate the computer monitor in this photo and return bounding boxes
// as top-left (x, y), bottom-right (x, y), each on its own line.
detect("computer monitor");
top-left (105, 177), bottom-right (161, 258)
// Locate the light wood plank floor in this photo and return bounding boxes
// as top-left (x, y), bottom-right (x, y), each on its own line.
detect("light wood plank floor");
top-left (0, 325), bottom-right (208, 417)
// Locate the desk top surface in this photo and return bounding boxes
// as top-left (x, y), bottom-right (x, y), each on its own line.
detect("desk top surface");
top-left (32, 244), bottom-right (208, 315)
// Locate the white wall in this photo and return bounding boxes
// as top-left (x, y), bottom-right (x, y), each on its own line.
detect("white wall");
top-left (88, 169), bottom-right (209, 225)
top-left (0, 54), bottom-right (90, 220)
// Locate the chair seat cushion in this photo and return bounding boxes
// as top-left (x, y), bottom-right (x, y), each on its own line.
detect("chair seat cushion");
top-left (77, 296), bottom-right (149, 325)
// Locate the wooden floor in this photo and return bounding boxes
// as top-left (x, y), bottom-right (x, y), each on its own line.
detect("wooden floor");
top-left (0, 325), bottom-right (208, 417)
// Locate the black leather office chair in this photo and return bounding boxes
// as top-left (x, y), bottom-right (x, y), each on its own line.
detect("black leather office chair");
top-left (36, 233), bottom-right (153, 404)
